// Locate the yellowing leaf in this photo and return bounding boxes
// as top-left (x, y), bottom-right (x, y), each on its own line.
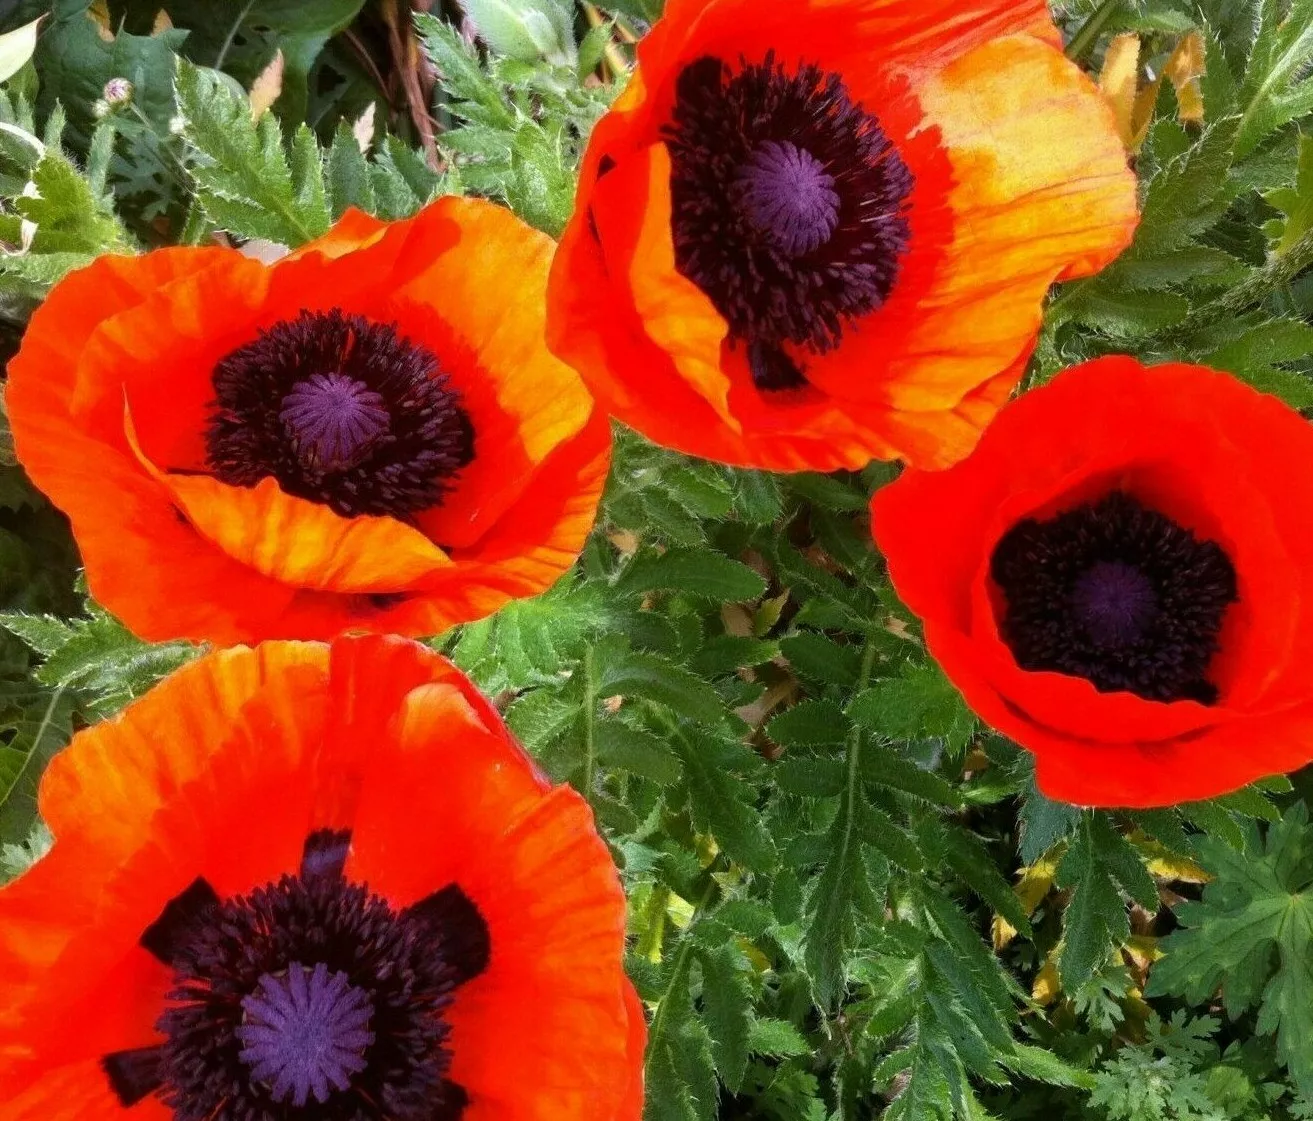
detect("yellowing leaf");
top-left (994, 850), bottom-right (1064, 949)
top-left (1033, 953), bottom-right (1060, 1005)
top-left (1101, 30), bottom-right (1208, 154)
top-left (1099, 33), bottom-right (1142, 149)
top-left (1164, 30), bottom-right (1206, 125)
top-left (1140, 844), bottom-right (1210, 884)
top-left (87, 4), bottom-right (115, 43)
top-left (249, 50), bottom-right (285, 121)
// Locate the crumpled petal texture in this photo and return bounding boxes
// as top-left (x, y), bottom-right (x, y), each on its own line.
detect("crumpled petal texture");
top-left (5, 199), bottom-right (611, 644)
top-left (0, 635), bottom-right (645, 1120)
top-left (548, 0), bottom-right (1138, 472)
top-left (872, 357), bottom-right (1313, 808)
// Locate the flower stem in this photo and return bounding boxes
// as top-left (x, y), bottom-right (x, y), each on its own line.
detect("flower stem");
top-left (1065, 0), bottom-right (1123, 62)
top-left (1168, 226), bottom-right (1313, 340)
top-left (581, 644), bottom-right (598, 801)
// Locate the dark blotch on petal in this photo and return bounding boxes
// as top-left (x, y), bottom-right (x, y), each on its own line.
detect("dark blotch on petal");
top-left (300, 828), bottom-right (352, 882)
top-left (405, 884), bottom-right (491, 986)
top-left (103, 1047), bottom-right (165, 1107)
top-left (139, 878), bottom-right (220, 965)
top-left (747, 340), bottom-right (808, 392)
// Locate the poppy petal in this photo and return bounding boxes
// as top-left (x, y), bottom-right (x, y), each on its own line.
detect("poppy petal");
top-left (589, 142), bottom-right (736, 429)
top-left (289, 206), bottom-right (388, 261)
top-left (8, 201), bottom-right (608, 643)
top-left (1, 638), bottom-right (638, 1115)
top-left (347, 682), bottom-right (640, 1120)
top-left (874, 357), bottom-right (1313, 807)
top-left (395, 197), bottom-right (608, 550)
top-left (549, 0), bottom-right (1135, 473)
top-left (807, 34), bottom-right (1137, 425)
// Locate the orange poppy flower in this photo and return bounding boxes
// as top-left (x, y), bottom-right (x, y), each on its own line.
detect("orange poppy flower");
top-left (872, 357), bottom-right (1313, 808)
top-left (4, 199), bottom-right (611, 645)
top-left (547, 0), bottom-right (1138, 472)
top-left (0, 634), bottom-right (644, 1120)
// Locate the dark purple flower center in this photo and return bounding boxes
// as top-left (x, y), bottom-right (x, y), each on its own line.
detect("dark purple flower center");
top-left (102, 830), bottom-right (487, 1121)
top-left (207, 310), bottom-right (474, 520)
top-left (1071, 560), bottom-right (1160, 646)
top-left (990, 491), bottom-right (1237, 704)
top-left (663, 52), bottom-right (914, 393)
top-left (279, 373), bottom-right (390, 474)
top-left (734, 141), bottom-right (841, 257)
top-left (237, 962), bottom-right (375, 1107)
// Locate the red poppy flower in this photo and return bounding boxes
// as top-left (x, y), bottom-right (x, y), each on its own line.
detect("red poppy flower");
top-left (546, 0), bottom-right (1138, 473)
top-left (4, 199), bottom-right (611, 645)
top-left (0, 634), bottom-right (644, 1120)
top-left (872, 356), bottom-right (1313, 808)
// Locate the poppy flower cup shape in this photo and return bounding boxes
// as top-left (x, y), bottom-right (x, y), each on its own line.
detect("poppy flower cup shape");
top-left (0, 635), bottom-right (645, 1120)
top-left (546, 0), bottom-right (1139, 472)
top-left (872, 357), bottom-right (1313, 808)
top-left (4, 198), bottom-right (611, 645)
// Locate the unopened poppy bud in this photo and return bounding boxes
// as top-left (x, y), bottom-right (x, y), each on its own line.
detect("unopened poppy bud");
top-left (103, 77), bottom-right (133, 105)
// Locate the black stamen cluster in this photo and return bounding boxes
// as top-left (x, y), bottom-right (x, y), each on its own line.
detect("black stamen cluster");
top-left (990, 491), bottom-right (1239, 704)
top-left (663, 52), bottom-right (914, 390)
top-left (206, 310), bottom-right (474, 520)
top-left (103, 832), bottom-right (488, 1121)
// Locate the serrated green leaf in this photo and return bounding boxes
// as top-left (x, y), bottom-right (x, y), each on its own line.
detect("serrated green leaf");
top-left (1147, 805), bottom-right (1313, 1093)
top-left (861, 744), bottom-right (962, 807)
top-left (175, 60), bottom-right (329, 245)
top-left (698, 943), bottom-right (752, 1092)
top-left (595, 720), bottom-right (682, 785)
top-left (803, 803), bottom-right (875, 1009)
top-left (747, 1017), bottom-right (809, 1058)
top-left (779, 632), bottom-right (860, 687)
top-left (600, 647), bottom-right (726, 725)
top-left (672, 732), bottom-right (776, 872)
top-left (1056, 815), bottom-right (1133, 990)
top-left (617, 548), bottom-right (766, 602)
top-left (848, 663), bottom-right (976, 752)
top-left (771, 757), bottom-right (847, 799)
top-left (1018, 779), bottom-right (1081, 864)
top-left (325, 121), bottom-right (376, 219)
top-left (766, 699), bottom-right (849, 748)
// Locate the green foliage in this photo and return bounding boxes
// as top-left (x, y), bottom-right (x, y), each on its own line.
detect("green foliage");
top-left (1041, 0), bottom-right (1313, 405)
top-left (0, 92), bottom-right (130, 315)
top-left (173, 60), bottom-right (330, 245)
top-left (1147, 804), bottom-right (1313, 1097)
top-left (1057, 813), bottom-right (1160, 991)
top-left (416, 12), bottom-right (615, 235)
top-left (107, 0), bottom-right (368, 126)
top-left (1088, 1011), bottom-right (1313, 1121)
top-left (172, 58), bottom-right (449, 244)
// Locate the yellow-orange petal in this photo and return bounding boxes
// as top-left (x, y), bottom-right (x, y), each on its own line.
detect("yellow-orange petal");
top-left (802, 33), bottom-right (1136, 445)
top-left (289, 206), bottom-right (388, 261)
top-left (393, 197), bottom-right (604, 550)
top-left (591, 143), bottom-right (736, 430)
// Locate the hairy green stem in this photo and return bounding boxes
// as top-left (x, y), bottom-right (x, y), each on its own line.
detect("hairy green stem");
top-left (645, 872), bottom-right (720, 1060)
top-left (1168, 226), bottom-right (1313, 340)
top-left (835, 640), bottom-right (880, 915)
top-left (581, 644), bottom-right (598, 800)
top-left (1065, 0), bottom-right (1122, 62)
top-left (214, 0), bottom-right (258, 72)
